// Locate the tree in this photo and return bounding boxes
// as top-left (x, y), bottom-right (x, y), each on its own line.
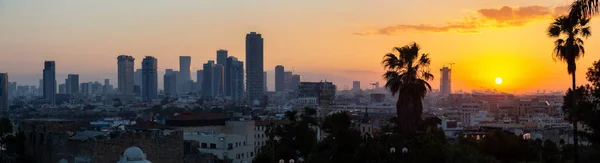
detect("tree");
top-left (570, 0), bottom-right (599, 19)
top-left (548, 14), bottom-right (591, 162)
top-left (308, 112), bottom-right (363, 163)
top-left (381, 42), bottom-right (433, 134)
top-left (254, 107), bottom-right (318, 163)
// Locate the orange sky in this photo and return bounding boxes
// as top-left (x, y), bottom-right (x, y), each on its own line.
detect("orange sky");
top-left (0, 0), bottom-right (599, 93)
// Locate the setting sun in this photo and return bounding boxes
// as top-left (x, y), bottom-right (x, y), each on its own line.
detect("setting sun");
top-left (495, 77), bottom-right (503, 85)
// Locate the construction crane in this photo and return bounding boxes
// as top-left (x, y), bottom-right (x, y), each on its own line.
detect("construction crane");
top-left (443, 62), bottom-right (455, 69)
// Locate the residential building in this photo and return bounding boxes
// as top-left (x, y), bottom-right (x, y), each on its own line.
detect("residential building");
top-left (275, 65), bottom-right (285, 92)
top-left (297, 81), bottom-right (337, 102)
top-left (164, 69), bottom-right (177, 96)
top-left (246, 32), bottom-right (264, 104)
top-left (67, 74), bottom-right (79, 95)
top-left (0, 73), bottom-right (8, 112)
top-left (43, 61), bottom-right (56, 105)
top-left (352, 81), bottom-right (361, 91)
top-left (142, 56), bottom-right (158, 101)
top-left (117, 55), bottom-right (135, 99)
top-left (214, 64), bottom-right (225, 96)
top-left (179, 56), bottom-right (192, 94)
top-left (202, 61), bottom-right (215, 98)
top-left (226, 57), bottom-right (244, 100)
top-left (440, 66), bottom-right (451, 95)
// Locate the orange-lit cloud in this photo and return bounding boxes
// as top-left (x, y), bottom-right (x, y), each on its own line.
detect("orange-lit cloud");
top-left (355, 5), bottom-right (570, 36)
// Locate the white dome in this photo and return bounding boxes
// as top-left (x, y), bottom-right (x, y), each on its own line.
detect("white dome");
top-left (58, 159), bottom-right (68, 163)
top-left (123, 146), bottom-right (146, 161)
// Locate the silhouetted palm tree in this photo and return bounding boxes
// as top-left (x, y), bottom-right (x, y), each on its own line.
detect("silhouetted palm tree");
top-left (547, 15), bottom-right (591, 163)
top-left (570, 0), bottom-right (599, 18)
top-left (382, 42), bottom-right (433, 134)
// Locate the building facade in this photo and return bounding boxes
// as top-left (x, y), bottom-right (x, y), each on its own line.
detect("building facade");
top-left (0, 73), bottom-right (8, 112)
top-left (179, 56), bottom-right (192, 94)
top-left (164, 69), bottom-right (177, 96)
top-left (226, 57), bottom-right (244, 101)
top-left (214, 64), bottom-right (225, 97)
top-left (117, 55), bottom-right (135, 98)
top-left (246, 32), bottom-right (265, 104)
top-left (202, 61), bottom-right (215, 98)
top-left (67, 74), bottom-right (79, 95)
top-left (43, 61), bottom-right (56, 105)
top-left (440, 66), bottom-right (451, 95)
top-left (275, 65), bottom-right (285, 92)
top-left (142, 56), bottom-right (158, 101)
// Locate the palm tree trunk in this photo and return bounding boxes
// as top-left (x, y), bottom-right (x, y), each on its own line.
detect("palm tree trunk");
top-left (572, 73), bottom-right (579, 163)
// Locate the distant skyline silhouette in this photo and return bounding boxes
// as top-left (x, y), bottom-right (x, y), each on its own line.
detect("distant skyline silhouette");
top-left (1, 0), bottom-right (599, 93)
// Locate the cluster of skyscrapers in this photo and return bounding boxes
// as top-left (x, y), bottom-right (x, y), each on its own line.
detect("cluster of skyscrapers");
top-left (274, 65), bottom-right (301, 92)
top-left (0, 32), bottom-right (285, 108)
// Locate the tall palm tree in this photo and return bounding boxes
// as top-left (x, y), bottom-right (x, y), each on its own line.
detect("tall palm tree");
top-left (547, 15), bottom-right (591, 163)
top-left (382, 42), bottom-right (433, 134)
top-left (570, 0), bottom-right (599, 18)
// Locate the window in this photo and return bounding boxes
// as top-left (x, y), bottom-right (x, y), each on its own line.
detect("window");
top-left (250, 152), bottom-right (254, 157)
top-left (236, 142), bottom-right (239, 147)
top-left (244, 141), bottom-right (246, 146)
top-left (210, 143), bottom-right (216, 149)
top-left (201, 143), bottom-right (208, 149)
top-left (228, 143), bottom-right (233, 150)
top-left (242, 153), bottom-right (245, 158)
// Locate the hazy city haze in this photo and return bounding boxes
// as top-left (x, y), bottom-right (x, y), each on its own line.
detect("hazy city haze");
top-left (1, 0), bottom-right (600, 93)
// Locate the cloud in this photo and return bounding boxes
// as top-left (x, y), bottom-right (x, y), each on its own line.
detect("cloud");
top-left (355, 5), bottom-right (570, 36)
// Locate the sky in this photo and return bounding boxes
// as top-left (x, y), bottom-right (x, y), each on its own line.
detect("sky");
top-left (0, 0), bottom-right (599, 93)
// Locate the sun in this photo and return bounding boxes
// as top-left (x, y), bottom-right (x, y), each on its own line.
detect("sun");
top-left (495, 77), bottom-right (503, 85)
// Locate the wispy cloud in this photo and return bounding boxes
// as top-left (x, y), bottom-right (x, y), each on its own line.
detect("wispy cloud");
top-left (354, 5), bottom-right (570, 36)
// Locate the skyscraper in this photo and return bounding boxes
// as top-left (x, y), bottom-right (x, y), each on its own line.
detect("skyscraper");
top-left (202, 61), bottom-right (215, 98)
top-left (217, 49), bottom-right (228, 66)
top-left (164, 69), bottom-right (177, 96)
top-left (58, 84), bottom-right (66, 94)
top-left (142, 56), bottom-right (158, 101)
top-left (196, 70), bottom-right (203, 93)
top-left (179, 56), bottom-right (191, 94)
top-left (275, 65), bottom-right (285, 92)
top-left (291, 74), bottom-right (301, 91)
top-left (104, 79), bottom-right (111, 93)
top-left (352, 81), bottom-right (361, 91)
top-left (117, 55), bottom-right (135, 97)
top-left (440, 66), bottom-right (452, 95)
top-left (0, 73), bottom-right (8, 112)
top-left (43, 61), bottom-right (56, 105)
top-left (214, 64), bottom-right (225, 96)
top-left (226, 57), bottom-right (244, 100)
top-left (284, 71), bottom-right (292, 91)
top-left (246, 32), bottom-right (264, 103)
top-left (67, 74), bottom-right (79, 95)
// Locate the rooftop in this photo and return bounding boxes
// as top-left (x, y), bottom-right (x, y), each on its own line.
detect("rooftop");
top-left (167, 112), bottom-right (228, 121)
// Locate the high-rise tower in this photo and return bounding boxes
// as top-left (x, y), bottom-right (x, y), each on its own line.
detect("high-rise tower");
top-left (246, 32), bottom-right (264, 104)
top-left (43, 61), bottom-right (56, 105)
top-left (440, 66), bottom-right (452, 95)
top-left (142, 56), bottom-right (158, 101)
top-left (275, 65), bottom-right (285, 92)
top-left (117, 55), bottom-right (135, 98)
top-left (179, 56), bottom-right (191, 93)
top-left (0, 73), bottom-right (8, 112)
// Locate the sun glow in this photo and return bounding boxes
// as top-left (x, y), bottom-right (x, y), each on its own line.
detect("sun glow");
top-left (495, 77), bottom-right (503, 85)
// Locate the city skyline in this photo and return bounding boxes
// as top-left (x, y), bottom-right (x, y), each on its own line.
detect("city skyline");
top-left (2, 0), bottom-right (600, 93)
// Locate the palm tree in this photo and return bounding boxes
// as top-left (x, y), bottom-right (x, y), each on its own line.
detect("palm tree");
top-left (382, 42), bottom-right (433, 134)
top-left (547, 15), bottom-right (591, 163)
top-left (570, 0), bottom-right (599, 18)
